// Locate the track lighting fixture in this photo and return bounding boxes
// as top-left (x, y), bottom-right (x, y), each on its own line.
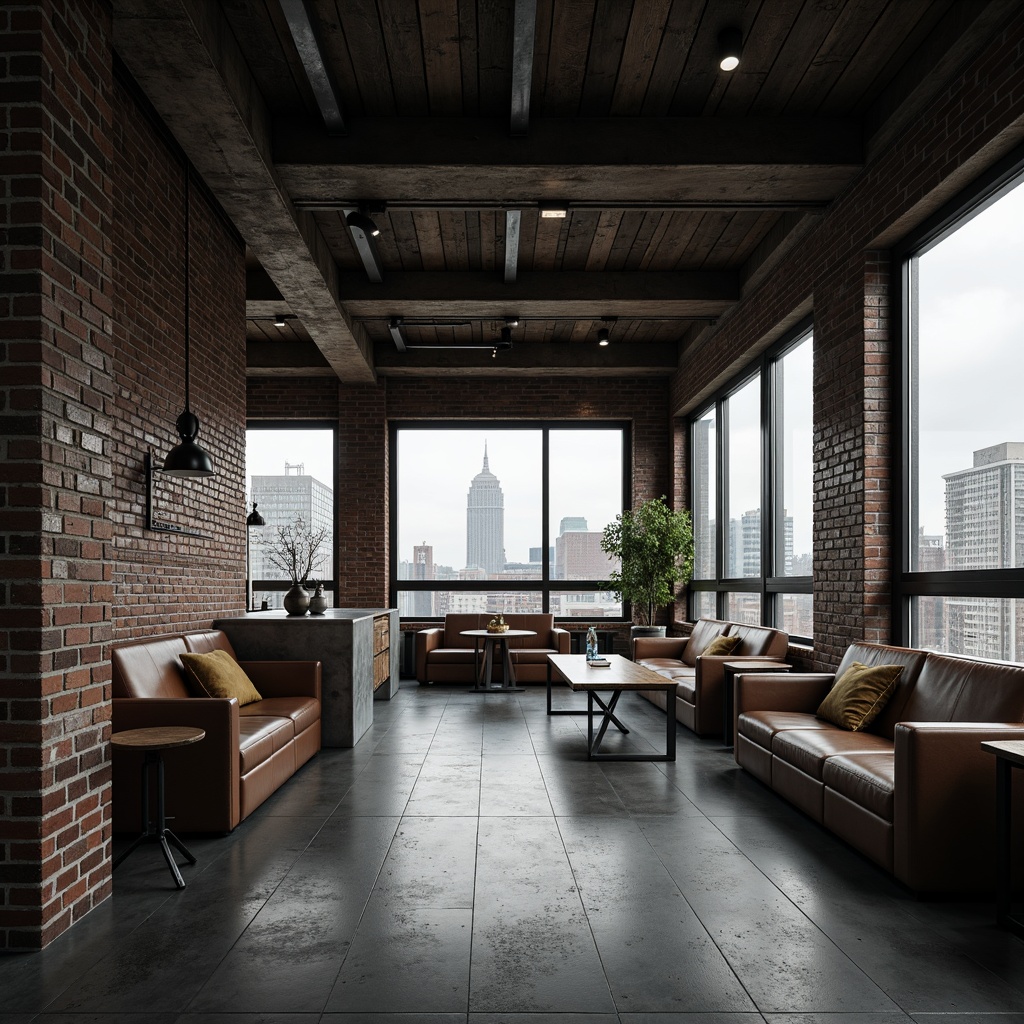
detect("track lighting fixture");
top-left (718, 27), bottom-right (742, 71)
top-left (346, 210), bottom-right (380, 237)
top-left (273, 314), bottom-right (288, 328)
top-left (539, 203), bottom-right (568, 219)
top-left (597, 328), bottom-right (610, 347)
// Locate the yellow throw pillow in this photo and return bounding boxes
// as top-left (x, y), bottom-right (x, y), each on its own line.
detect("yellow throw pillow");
top-left (701, 634), bottom-right (742, 657)
top-left (180, 649), bottom-right (263, 706)
top-left (816, 662), bottom-right (903, 731)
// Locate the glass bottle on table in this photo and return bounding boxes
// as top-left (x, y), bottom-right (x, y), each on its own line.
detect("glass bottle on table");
top-left (586, 626), bottom-right (598, 662)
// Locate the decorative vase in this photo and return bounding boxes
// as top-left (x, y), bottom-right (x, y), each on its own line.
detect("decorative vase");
top-left (283, 583), bottom-right (310, 616)
top-left (308, 585), bottom-right (328, 615)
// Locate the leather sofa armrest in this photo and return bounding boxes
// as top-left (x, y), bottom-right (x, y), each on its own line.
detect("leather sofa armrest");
top-left (239, 660), bottom-right (321, 701)
top-left (552, 627), bottom-right (571, 654)
top-left (734, 673), bottom-right (834, 716)
top-left (693, 655), bottom-right (789, 734)
top-left (894, 722), bottom-right (1024, 892)
top-left (416, 627), bottom-right (443, 683)
top-left (633, 636), bottom-right (687, 662)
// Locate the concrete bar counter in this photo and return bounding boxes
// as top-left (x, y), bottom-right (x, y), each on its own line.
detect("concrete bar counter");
top-left (213, 608), bottom-right (399, 747)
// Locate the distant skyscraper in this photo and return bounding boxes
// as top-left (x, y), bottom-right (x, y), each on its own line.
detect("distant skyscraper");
top-left (693, 418), bottom-right (714, 578)
top-left (410, 542), bottom-right (434, 617)
top-left (466, 444), bottom-right (505, 573)
top-left (943, 442), bottom-right (1024, 660)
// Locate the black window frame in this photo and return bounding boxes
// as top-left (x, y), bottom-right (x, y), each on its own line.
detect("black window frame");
top-left (893, 144), bottom-right (1024, 647)
top-left (389, 419), bottom-right (632, 621)
top-left (687, 319), bottom-right (814, 643)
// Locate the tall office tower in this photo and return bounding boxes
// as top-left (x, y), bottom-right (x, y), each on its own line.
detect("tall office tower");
top-left (554, 516), bottom-right (614, 580)
top-left (943, 442), bottom-right (1024, 660)
top-left (692, 417), bottom-right (714, 578)
top-left (410, 542), bottom-right (434, 617)
top-left (466, 444), bottom-right (505, 574)
top-left (914, 529), bottom-right (946, 650)
top-left (559, 516), bottom-right (588, 533)
top-left (250, 464), bottom-right (334, 596)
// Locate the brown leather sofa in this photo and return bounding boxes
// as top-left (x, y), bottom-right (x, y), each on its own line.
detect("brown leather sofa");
top-left (734, 641), bottom-right (1024, 892)
top-left (111, 629), bottom-right (321, 834)
top-left (634, 617), bottom-right (790, 736)
top-left (416, 613), bottom-right (570, 684)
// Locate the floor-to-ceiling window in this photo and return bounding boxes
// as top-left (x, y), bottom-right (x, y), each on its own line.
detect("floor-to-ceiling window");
top-left (689, 323), bottom-right (813, 641)
top-left (390, 422), bottom-right (628, 619)
top-left (246, 424), bottom-right (336, 610)
top-left (898, 156), bottom-right (1024, 659)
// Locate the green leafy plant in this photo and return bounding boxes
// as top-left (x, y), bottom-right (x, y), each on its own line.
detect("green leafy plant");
top-left (601, 496), bottom-right (694, 626)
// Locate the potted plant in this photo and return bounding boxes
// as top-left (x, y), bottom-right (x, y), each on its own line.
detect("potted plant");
top-left (601, 495), bottom-right (694, 641)
top-left (265, 516), bottom-right (330, 615)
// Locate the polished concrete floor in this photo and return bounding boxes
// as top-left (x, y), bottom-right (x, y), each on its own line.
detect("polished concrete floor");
top-left (5, 680), bottom-right (1024, 1022)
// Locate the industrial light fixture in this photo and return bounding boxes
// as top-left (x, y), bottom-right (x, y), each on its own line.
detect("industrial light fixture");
top-left (245, 501), bottom-right (265, 610)
top-left (539, 203), bottom-right (567, 219)
top-left (505, 316), bottom-right (520, 328)
top-left (717, 27), bottom-right (742, 71)
top-left (492, 326), bottom-right (514, 359)
top-left (597, 328), bottom-right (610, 347)
top-left (346, 209), bottom-right (380, 236)
top-left (246, 502), bottom-right (265, 527)
top-left (273, 314), bottom-right (288, 328)
top-left (163, 165), bottom-right (214, 478)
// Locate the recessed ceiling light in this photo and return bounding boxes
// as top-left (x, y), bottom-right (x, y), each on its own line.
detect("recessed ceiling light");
top-left (718, 27), bottom-right (742, 72)
top-left (273, 315), bottom-right (288, 328)
top-left (597, 328), bottom-right (610, 347)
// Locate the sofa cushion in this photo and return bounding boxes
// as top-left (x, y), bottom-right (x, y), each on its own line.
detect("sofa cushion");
top-left (682, 618), bottom-right (731, 666)
top-left (239, 716), bottom-right (295, 774)
top-left (426, 648), bottom-right (479, 665)
top-left (240, 697), bottom-right (319, 735)
top-left (816, 662), bottom-right (903, 731)
top-left (511, 648), bottom-right (560, 664)
top-left (703, 634), bottom-right (742, 657)
top-left (902, 653), bottom-right (1024, 724)
top-left (772, 727), bottom-right (892, 780)
top-left (829, 643), bottom-right (927, 740)
top-left (822, 752), bottom-right (895, 821)
top-left (737, 711), bottom-right (833, 749)
top-left (112, 637), bottom-right (190, 699)
top-left (181, 650), bottom-right (263, 706)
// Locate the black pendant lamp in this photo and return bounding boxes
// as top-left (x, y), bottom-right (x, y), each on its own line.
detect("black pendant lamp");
top-left (163, 165), bottom-right (215, 477)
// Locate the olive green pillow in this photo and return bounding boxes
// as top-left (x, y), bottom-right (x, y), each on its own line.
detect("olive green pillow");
top-left (180, 649), bottom-right (263, 706)
top-left (816, 662), bottom-right (903, 731)
top-left (702, 634), bottom-right (742, 657)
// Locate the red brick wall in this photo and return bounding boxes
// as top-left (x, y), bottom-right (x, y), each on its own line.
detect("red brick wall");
top-left (0, 0), bottom-right (115, 951)
top-left (247, 376), bottom-right (671, 612)
top-left (109, 72), bottom-right (247, 641)
top-left (669, 8), bottom-right (1024, 670)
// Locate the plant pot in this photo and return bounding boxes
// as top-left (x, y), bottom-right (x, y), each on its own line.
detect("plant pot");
top-left (630, 625), bottom-right (667, 641)
top-left (283, 584), bottom-right (310, 616)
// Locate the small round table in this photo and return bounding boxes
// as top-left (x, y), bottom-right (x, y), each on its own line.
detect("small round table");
top-left (111, 726), bottom-right (206, 889)
top-left (460, 629), bottom-right (536, 692)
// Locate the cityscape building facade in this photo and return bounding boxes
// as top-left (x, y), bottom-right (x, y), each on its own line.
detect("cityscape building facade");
top-left (466, 445), bottom-right (506, 574)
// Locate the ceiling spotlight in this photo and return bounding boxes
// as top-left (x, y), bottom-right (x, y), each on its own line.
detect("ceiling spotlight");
top-left (718, 27), bottom-right (742, 71)
top-left (346, 210), bottom-right (380, 237)
top-left (505, 316), bottom-right (520, 328)
top-left (273, 314), bottom-right (288, 328)
top-left (495, 326), bottom-right (513, 351)
top-left (539, 203), bottom-right (567, 219)
top-left (597, 328), bottom-right (610, 347)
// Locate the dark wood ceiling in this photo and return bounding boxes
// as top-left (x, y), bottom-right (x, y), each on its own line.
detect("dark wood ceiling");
top-left (111, 0), bottom-right (1015, 380)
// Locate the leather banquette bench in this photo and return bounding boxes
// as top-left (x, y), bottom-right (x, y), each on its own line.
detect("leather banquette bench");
top-left (112, 629), bottom-right (321, 834)
top-left (416, 613), bottom-right (570, 684)
top-left (734, 641), bottom-right (1024, 892)
top-left (633, 617), bottom-right (789, 736)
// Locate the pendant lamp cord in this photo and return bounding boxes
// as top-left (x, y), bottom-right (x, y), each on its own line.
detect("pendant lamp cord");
top-left (183, 163), bottom-right (191, 414)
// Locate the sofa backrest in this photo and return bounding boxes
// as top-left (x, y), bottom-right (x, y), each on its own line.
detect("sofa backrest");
top-left (184, 630), bottom-right (238, 659)
top-left (112, 636), bottom-right (190, 699)
top-left (442, 613), bottom-right (554, 647)
top-left (898, 652), bottom-right (1024, 724)
top-left (728, 622), bottom-right (789, 658)
top-left (830, 642), bottom-right (927, 739)
top-left (682, 618), bottom-right (732, 666)
top-left (443, 614), bottom-right (486, 646)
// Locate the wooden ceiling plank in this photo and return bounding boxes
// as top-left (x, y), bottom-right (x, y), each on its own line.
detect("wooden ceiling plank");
top-left (531, 215), bottom-right (564, 272)
top-left (530, 0), bottom-right (554, 117)
top-left (579, 0), bottom-right (631, 116)
top-left (411, 210), bottom-right (446, 271)
top-left (335, 0), bottom-right (398, 116)
top-left (310, 1), bottom-right (363, 118)
top-left (638, 211), bottom-right (674, 271)
top-left (624, 211), bottom-right (665, 271)
top-left (517, 208), bottom-right (539, 272)
top-left (644, 211), bottom-right (701, 270)
top-left (641, 0), bottom-right (707, 116)
top-left (701, 210), bottom-right (762, 268)
top-left (378, 0), bottom-right (430, 116)
top-left (419, 0), bottom-right (464, 116)
top-left (466, 211), bottom-right (482, 272)
top-left (610, 0), bottom-right (675, 115)
top-left (667, 0), bottom-right (725, 117)
top-left (560, 210), bottom-right (601, 271)
top-left (685, 212), bottom-right (731, 270)
top-left (438, 210), bottom-right (471, 270)
top-left (728, 210), bottom-right (781, 267)
top-left (511, 0), bottom-right (539, 134)
top-left (542, 0), bottom-right (596, 116)
top-left (479, 210), bottom-right (497, 272)
top-left (458, 0), bottom-right (480, 114)
top-left (370, 210), bottom-right (402, 268)
top-left (477, 0), bottom-right (514, 118)
top-left (279, 0), bottom-right (346, 132)
top-left (604, 211), bottom-right (645, 271)
top-left (584, 211), bottom-right (622, 272)
top-left (388, 210), bottom-right (424, 271)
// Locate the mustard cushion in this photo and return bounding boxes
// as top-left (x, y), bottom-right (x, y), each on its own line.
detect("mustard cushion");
top-left (816, 662), bottom-right (903, 731)
top-left (702, 634), bottom-right (742, 657)
top-left (180, 649), bottom-right (263, 706)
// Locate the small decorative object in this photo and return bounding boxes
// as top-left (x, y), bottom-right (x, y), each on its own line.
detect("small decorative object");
top-left (487, 614), bottom-right (509, 633)
top-left (265, 516), bottom-right (330, 617)
top-left (586, 626), bottom-right (598, 662)
top-left (308, 581), bottom-right (328, 616)
top-left (283, 583), bottom-right (310, 616)
top-left (260, 598), bottom-right (268, 611)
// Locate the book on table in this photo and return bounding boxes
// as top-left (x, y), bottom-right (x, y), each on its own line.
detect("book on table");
top-left (587, 658), bottom-right (611, 667)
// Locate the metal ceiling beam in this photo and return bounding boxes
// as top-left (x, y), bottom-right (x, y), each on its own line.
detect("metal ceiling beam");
top-left (504, 210), bottom-right (521, 284)
top-left (510, 0), bottom-right (537, 137)
top-left (279, 0), bottom-right (346, 135)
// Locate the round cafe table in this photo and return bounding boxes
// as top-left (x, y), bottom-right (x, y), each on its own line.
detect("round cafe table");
top-left (460, 629), bottom-right (536, 692)
top-left (110, 726), bottom-right (205, 889)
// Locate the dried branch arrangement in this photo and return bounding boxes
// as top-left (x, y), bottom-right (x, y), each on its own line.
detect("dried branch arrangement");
top-left (264, 517), bottom-right (330, 585)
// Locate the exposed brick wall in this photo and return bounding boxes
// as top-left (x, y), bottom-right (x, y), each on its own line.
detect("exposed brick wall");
top-left (247, 376), bottom-right (671, 613)
top-left (109, 72), bottom-right (247, 641)
top-left (0, 0), bottom-right (115, 951)
top-left (669, 8), bottom-right (1024, 670)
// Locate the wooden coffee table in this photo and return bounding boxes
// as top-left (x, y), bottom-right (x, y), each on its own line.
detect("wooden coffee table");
top-left (461, 629), bottom-right (536, 692)
top-left (546, 654), bottom-right (678, 761)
